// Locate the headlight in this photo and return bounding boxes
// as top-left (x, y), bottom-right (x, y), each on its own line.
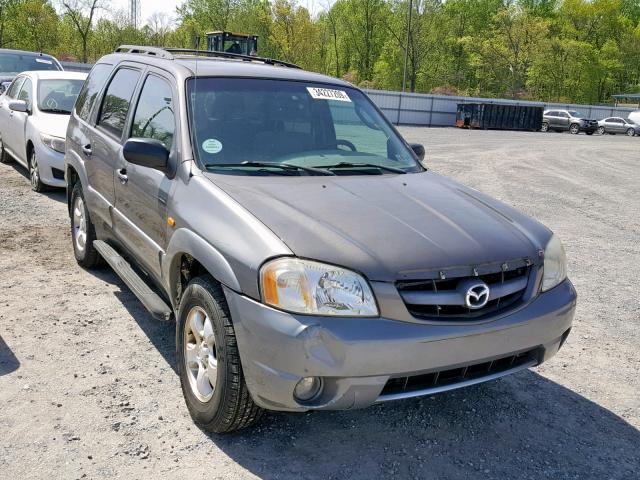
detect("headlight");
top-left (41, 134), bottom-right (65, 154)
top-left (541, 234), bottom-right (567, 292)
top-left (260, 258), bottom-right (378, 316)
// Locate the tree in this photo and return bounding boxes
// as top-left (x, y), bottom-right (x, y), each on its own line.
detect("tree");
top-left (147, 12), bottom-right (174, 46)
top-left (0, 0), bottom-right (21, 47)
top-left (61, 0), bottom-right (103, 63)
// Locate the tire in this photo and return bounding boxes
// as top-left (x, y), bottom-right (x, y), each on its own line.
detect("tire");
top-left (0, 136), bottom-right (11, 164)
top-left (569, 123), bottom-right (580, 134)
top-left (70, 182), bottom-right (101, 268)
top-left (586, 131), bottom-right (594, 136)
top-left (29, 149), bottom-right (46, 192)
top-left (540, 122), bottom-right (549, 132)
top-left (597, 126), bottom-right (605, 135)
top-left (176, 275), bottom-right (263, 433)
top-left (626, 128), bottom-right (635, 137)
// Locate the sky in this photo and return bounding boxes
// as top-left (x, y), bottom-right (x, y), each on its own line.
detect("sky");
top-left (111, 0), bottom-right (328, 25)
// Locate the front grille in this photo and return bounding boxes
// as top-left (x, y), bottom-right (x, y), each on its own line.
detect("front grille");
top-left (380, 349), bottom-right (538, 399)
top-left (397, 262), bottom-right (532, 320)
top-left (51, 167), bottom-right (65, 180)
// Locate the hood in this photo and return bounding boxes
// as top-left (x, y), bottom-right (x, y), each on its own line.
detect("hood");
top-left (33, 111), bottom-right (71, 139)
top-left (206, 171), bottom-right (550, 282)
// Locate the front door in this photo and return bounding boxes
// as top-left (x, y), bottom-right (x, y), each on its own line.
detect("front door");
top-left (0, 76), bottom-right (25, 152)
top-left (113, 71), bottom-right (177, 279)
top-left (5, 77), bottom-right (33, 165)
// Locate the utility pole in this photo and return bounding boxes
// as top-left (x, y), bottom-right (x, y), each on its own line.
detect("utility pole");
top-left (401, 0), bottom-right (413, 92)
top-left (130, 0), bottom-right (141, 29)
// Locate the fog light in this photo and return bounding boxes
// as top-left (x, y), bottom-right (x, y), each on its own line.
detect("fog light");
top-left (293, 376), bottom-right (322, 401)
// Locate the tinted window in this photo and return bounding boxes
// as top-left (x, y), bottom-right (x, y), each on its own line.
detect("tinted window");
top-left (558, 112), bottom-right (569, 118)
top-left (130, 75), bottom-right (175, 149)
top-left (0, 53), bottom-right (60, 74)
top-left (612, 118), bottom-right (624, 124)
top-left (75, 63), bottom-right (112, 121)
top-left (6, 77), bottom-right (25, 98)
top-left (17, 78), bottom-right (33, 109)
top-left (98, 68), bottom-right (140, 137)
top-left (38, 79), bottom-right (85, 114)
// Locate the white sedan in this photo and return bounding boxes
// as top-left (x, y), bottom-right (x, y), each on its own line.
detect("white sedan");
top-left (0, 70), bottom-right (87, 191)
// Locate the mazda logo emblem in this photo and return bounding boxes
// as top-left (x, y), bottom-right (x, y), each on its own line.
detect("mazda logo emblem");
top-left (465, 282), bottom-right (490, 309)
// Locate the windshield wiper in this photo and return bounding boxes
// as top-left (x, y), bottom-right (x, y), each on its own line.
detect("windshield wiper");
top-left (39, 108), bottom-right (71, 114)
top-left (204, 161), bottom-right (335, 176)
top-left (317, 162), bottom-right (406, 174)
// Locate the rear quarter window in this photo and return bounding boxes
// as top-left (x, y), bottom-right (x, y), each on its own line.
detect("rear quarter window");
top-left (74, 63), bottom-right (113, 121)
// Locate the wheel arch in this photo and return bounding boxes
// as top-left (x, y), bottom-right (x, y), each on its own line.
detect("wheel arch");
top-left (165, 229), bottom-right (242, 310)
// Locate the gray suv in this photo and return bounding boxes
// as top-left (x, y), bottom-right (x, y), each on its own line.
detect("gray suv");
top-left (65, 46), bottom-right (576, 433)
top-left (542, 109), bottom-right (598, 134)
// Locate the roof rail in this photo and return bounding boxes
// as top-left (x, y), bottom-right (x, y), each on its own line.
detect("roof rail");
top-left (115, 45), bottom-right (174, 59)
top-left (164, 48), bottom-right (300, 69)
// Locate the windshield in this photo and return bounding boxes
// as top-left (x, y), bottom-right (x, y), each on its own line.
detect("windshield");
top-left (187, 78), bottom-right (421, 175)
top-left (38, 79), bottom-right (85, 114)
top-left (0, 53), bottom-right (60, 75)
top-left (568, 110), bottom-right (583, 117)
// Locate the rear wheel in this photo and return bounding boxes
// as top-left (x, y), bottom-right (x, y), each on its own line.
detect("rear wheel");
top-left (597, 126), bottom-right (605, 135)
top-left (0, 136), bottom-right (11, 164)
top-left (569, 123), bottom-right (580, 134)
top-left (70, 182), bottom-right (101, 268)
top-left (29, 150), bottom-right (46, 192)
top-left (177, 275), bottom-right (263, 433)
top-left (540, 122), bottom-right (549, 132)
top-left (626, 128), bottom-right (635, 137)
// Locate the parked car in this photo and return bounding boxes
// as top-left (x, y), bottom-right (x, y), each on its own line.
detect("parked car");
top-left (0, 71), bottom-right (87, 191)
top-left (0, 49), bottom-right (63, 94)
top-left (541, 109), bottom-right (598, 134)
top-left (597, 117), bottom-right (640, 136)
top-left (65, 45), bottom-right (576, 433)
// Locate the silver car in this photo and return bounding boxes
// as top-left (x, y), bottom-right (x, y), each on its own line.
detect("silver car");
top-left (0, 70), bottom-right (87, 191)
top-left (596, 117), bottom-right (639, 136)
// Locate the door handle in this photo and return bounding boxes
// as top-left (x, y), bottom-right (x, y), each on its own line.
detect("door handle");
top-left (117, 168), bottom-right (128, 184)
top-left (82, 144), bottom-right (92, 156)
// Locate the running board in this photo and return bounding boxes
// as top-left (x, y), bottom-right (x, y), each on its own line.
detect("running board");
top-left (93, 240), bottom-right (173, 321)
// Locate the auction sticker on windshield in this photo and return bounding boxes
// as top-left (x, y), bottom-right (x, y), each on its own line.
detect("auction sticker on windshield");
top-left (307, 87), bottom-right (351, 102)
top-left (202, 139), bottom-right (223, 154)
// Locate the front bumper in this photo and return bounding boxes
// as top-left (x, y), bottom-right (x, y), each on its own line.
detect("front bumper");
top-left (225, 279), bottom-right (576, 412)
top-left (34, 142), bottom-right (65, 188)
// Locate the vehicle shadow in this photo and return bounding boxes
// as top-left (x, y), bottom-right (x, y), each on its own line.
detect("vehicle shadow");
top-left (5, 161), bottom-right (66, 202)
top-left (0, 335), bottom-right (20, 376)
top-left (99, 272), bottom-right (639, 479)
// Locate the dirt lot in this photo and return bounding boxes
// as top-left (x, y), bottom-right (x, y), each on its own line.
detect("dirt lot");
top-left (0, 128), bottom-right (638, 479)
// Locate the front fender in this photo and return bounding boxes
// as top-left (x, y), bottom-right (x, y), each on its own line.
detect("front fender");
top-left (164, 228), bottom-right (241, 308)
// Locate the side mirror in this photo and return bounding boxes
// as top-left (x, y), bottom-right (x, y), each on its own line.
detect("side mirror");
top-left (409, 143), bottom-right (425, 162)
top-left (123, 138), bottom-right (169, 171)
top-left (8, 100), bottom-right (28, 113)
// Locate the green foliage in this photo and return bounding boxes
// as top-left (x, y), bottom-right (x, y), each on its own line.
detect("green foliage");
top-left (2, 0), bottom-right (640, 103)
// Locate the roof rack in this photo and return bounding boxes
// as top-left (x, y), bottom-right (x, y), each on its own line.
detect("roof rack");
top-left (115, 45), bottom-right (174, 59)
top-left (114, 45), bottom-right (300, 69)
top-left (165, 48), bottom-right (300, 69)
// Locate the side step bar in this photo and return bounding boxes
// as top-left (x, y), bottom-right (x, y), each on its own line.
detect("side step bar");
top-left (93, 240), bottom-right (173, 321)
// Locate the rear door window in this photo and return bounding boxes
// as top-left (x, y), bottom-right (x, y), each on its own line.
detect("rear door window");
top-left (75, 63), bottom-right (113, 121)
top-left (130, 74), bottom-right (175, 150)
top-left (97, 68), bottom-right (141, 138)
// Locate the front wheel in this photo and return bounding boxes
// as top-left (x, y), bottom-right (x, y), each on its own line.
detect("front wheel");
top-left (569, 123), bottom-right (580, 134)
top-left (177, 275), bottom-right (263, 433)
top-left (626, 128), bottom-right (635, 137)
top-left (597, 126), bottom-right (605, 135)
top-left (540, 122), bottom-right (549, 132)
top-left (29, 150), bottom-right (46, 192)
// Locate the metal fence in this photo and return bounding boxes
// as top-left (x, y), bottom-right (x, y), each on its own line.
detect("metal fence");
top-left (364, 89), bottom-right (638, 127)
top-left (60, 61), bottom-right (93, 72)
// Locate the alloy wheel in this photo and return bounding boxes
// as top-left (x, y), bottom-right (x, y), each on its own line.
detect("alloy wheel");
top-left (184, 306), bottom-right (218, 402)
top-left (72, 196), bottom-right (87, 253)
top-left (30, 153), bottom-right (40, 190)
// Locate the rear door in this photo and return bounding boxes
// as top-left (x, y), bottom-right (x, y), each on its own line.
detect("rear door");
top-left (612, 118), bottom-right (625, 133)
top-left (113, 70), bottom-right (177, 278)
top-left (90, 66), bottom-right (142, 227)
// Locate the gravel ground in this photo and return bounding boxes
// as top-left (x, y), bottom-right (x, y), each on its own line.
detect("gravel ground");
top-left (0, 127), bottom-right (638, 479)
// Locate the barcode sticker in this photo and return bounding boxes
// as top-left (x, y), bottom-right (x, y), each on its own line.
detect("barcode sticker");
top-left (306, 87), bottom-right (351, 102)
top-left (35, 58), bottom-right (53, 64)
